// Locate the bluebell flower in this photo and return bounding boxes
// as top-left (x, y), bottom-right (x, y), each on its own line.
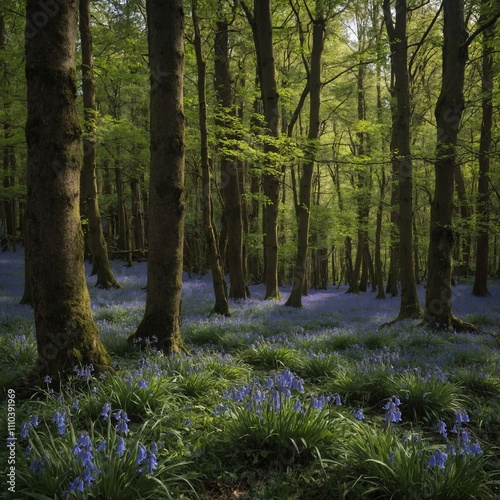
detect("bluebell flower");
top-left (101, 402), bottom-right (112, 421)
top-left (138, 379), bottom-right (148, 389)
top-left (455, 410), bottom-right (470, 424)
top-left (137, 443), bottom-right (147, 464)
top-left (294, 400), bottom-right (303, 412)
top-left (437, 420), bottom-right (447, 438)
top-left (29, 457), bottom-right (47, 475)
top-left (145, 448), bottom-right (158, 475)
top-left (465, 442), bottom-right (482, 456)
top-left (20, 422), bottom-right (30, 438)
top-left (43, 375), bottom-right (52, 384)
top-left (333, 394), bottom-right (342, 406)
top-left (150, 441), bottom-right (158, 453)
top-left (116, 436), bottom-right (126, 456)
top-left (30, 415), bottom-right (39, 427)
top-left (96, 440), bottom-right (106, 452)
top-left (427, 449), bottom-right (447, 469)
top-left (52, 410), bottom-right (67, 435)
top-left (69, 476), bottom-right (85, 492)
top-left (115, 410), bottom-right (130, 434)
top-left (24, 445), bottom-right (32, 456)
top-left (383, 396), bottom-right (402, 423)
top-left (353, 409), bottom-right (364, 421)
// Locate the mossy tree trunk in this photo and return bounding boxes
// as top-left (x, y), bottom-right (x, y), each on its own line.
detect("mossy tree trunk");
top-left (79, 0), bottom-right (120, 289)
top-left (192, 0), bottom-right (230, 316)
top-left (25, 0), bottom-right (113, 383)
top-left (128, 0), bottom-right (185, 353)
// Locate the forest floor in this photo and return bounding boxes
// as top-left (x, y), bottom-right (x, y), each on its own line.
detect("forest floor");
top-left (1, 250), bottom-right (500, 499)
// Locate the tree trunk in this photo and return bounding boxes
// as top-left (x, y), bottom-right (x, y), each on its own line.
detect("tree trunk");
top-left (472, 0), bottom-right (494, 297)
top-left (192, 0), bottom-right (230, 315)
top-left (115, 167), bottom-right (132, 266)
top-left (128, 0), bottom-right (186, 353)
top-left (25, 0), bottom-right (112, 383)
top-left (130, 177), bottom-right (146, 257)
top-left (285, 6), bottom-right (324, 307)
top-left (254, 0), bottom-right (281, 299)
top-left (423, 0), bottom-right (474, 331)
top-left (383, 0), bottom-right (422, 319)
top-left (214, 18), bottom-right (247, 299)
top-left (79, 0), bottom-right (120, 288)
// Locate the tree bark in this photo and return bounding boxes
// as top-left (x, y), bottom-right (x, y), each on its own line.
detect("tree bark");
top-left (128, 0), bottom-right (185, 352)
top-left (383, 0), bottom-right (422, 319)
top-left (25, 0), bottom-right (112, 382)
top-left (423, 0), bottom-right (474, 331)
top-left (472, 0), bottom-right (495, 297)
top-left (254, 0), bottom-right (281, 299)
top-left (214, 17), bottom-right (247, 299)
top-left (285, 6), bottom-right (324, 307)
top-left (192, 0), bottom-right (230, 315)
top-left (79, 0), bottom-right (120, 288)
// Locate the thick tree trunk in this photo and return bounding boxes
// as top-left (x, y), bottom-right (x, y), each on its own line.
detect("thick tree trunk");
top-left (192, 0), bottom-right (230, 315)
top-left (286, 9), bottom-right (324, 307)
top-left (128, 0), bottom-right (186, 353)
top-left (423, 0), bottom-right (474, 331)
top-left (214, 19), bottom-right (247, 300)
top-left (79, 0), bottom-right (120, 288)
top-left (383, 0), bottom-right (422, 320)
top-left (25, 0), bottom-right (112, 382)
top-left (472, 0), bottom-right (494, 297)
top-left (254, 0), bottom-right (281, 299)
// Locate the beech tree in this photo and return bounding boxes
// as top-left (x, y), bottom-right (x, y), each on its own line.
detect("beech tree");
top-left (383, 0), bottom-right (422, 320)
top-left (79, 0), bottom-right (120, 289)
top-left (128, 0), bottom-right (186, 352)
top-left (25, 0), bottom-right (112, 382)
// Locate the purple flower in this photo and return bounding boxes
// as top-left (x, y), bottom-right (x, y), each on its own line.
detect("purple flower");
top-left (383, 396), bottom-right (402, 423)
top-left (333, 394), bottom-right (342, 406)
top-left (145, 449), bottom-right (158, 475)
top-left (96, 440), bottom-right (106, 452)
top-left (427, 449), bottom-right (447, 469)
top-left (20, 422), bottom-right (30, 438)
top-left (101, 403), bottom-right (112, 421)
top-left (138, 379), bottom-right (148, 389)
top-left (116, 436), bottom-right (126, 456)
top-left (354, 409), bottom-right (364, 421)
top-left (137, 443), bottom-right (147, 464)
top-left (294, 400), bottom-right (303, 412)
top-left (437, 420), bottom-right (447, 438)
top-left (455, 410), bottom-right (470, 424)
top-left (52, 410), bottom-right (67, 435)
top-left (69, 476), bottom-right (85, 492)
top-left (29, 457), bottom-right (47, 475)
top-left (115, 410), bottom-right (130, 435)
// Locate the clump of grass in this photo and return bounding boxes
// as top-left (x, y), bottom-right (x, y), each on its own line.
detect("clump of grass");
top-left (239, 344), bottom-right (305, 370)
top-left (390, 369), bottom-right (466, 423)
top-left (297, 353), bottom-right (342, 381)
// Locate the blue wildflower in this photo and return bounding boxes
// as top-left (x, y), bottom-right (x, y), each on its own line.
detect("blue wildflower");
top-left (52, 410), bottom-right (67, 435)
top-left (137, 443), bottom-right (147, 464)
top-left (427, 449), bottom-right (447, 469)
top-left (20, 422), bottom-right (30, 438)
top-left (30, 457), bottom-right (47, 475)
top-left (138, 379), bottom-right (148, 389)
top-left (101, 403), bottom-right (112, 421)
top-left (30, 415), bottom-right (39, 427)
top-left (383, 396), bottom-right (402, 423)
top-left (333, 394), bottom-right (342, 406)
top-left (145, 448), bottom-right (158, 475)
top-left (116, 436), bottom-right (126, 456)
top-left (437, 420), bottom-right (447, 438)
top-left (43, 375), bottom-right (52, 384)
top-left (69, 476), bottom-right (85, 492)
top-left (115, 410), bottom-right (130, 434)
top-left (96, 440), bottom-right (106, 452)
top-left (455, 410), bottom-right (470, 424)
top-left (294, 399), bottom-right (303, 412)
top-left (354, 409), bottom-right (364, 421)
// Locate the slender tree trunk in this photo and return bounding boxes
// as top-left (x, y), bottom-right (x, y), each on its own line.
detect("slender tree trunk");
top-left (25, 0), bottom-right (112, 383)
top-left (79, 0), bottom-right (120, 288)
top-left (423, 0), bottom-right (474, 331)
top-left (286, 6), bottom-right (324, 307)
top-left (383, 0), bottom-right (422, 319)
top-left (128, 0), bottom-right (185, 352)
top-left (214, 18), bottom-right (247, 299)
top-left (115, 167), bottom-right (132, 266)
top-left (192, 0), bottom-right (230, 315)
top-left (254, 0), bottom-right (281, 299)
top-left (130, 177), bottom-right (145, 256)
top-left (472, 0), bottom-right (494, 297)
top-left (454, 164), bottom-right (471, 277)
